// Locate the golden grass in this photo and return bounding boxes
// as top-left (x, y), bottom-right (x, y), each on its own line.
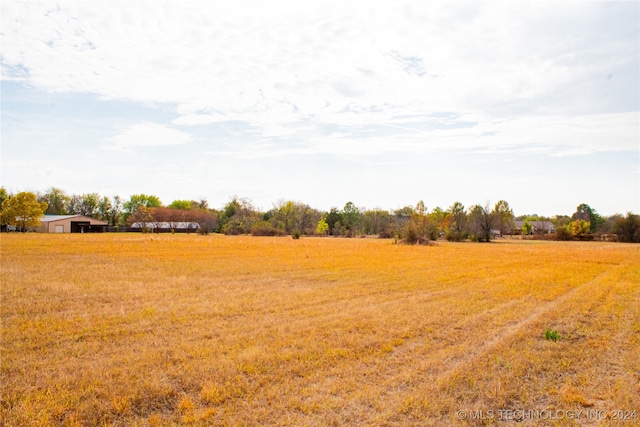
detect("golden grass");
top-left (1, 234), bottom-right (638, 426)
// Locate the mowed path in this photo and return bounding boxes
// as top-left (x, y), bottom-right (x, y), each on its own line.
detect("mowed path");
top-left (1, 235), bottom-right (638, 426)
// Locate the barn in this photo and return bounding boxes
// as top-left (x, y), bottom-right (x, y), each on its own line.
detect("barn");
top-left (38, 215), bottom-right (108, 233)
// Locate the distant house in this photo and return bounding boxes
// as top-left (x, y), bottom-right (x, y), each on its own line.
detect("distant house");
top-left (130, 221), bottom-right (200, 233)
top-left (38, 215), bottom-right (108, 233)
top-left (514, 220), bottom-right (556, 235)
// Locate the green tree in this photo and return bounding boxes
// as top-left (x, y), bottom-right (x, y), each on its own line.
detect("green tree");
top-left (429, 206), bottom-right (447, 230)
top-left (68, 193), bottom-right (100, 216)
top-left (361, 209), bottom-right (393, 236)
top-left (220, 196), bottom-right (260, 235)
top-left (402, 201), bottom-right (438, 244)
top-left (1, 192), bottom-right (48, 231)
top-left (268, 200), bottom-right (320, 235)
top-left (325, 208), bottom-right (343, 236)
top-left (572, 203), bottom-right (604, 233)
top-left (341, 201), bottom-right (361, 235)
top-left (123, 194), bottom-right (162, 221)
top-left (108, 195), bottom-right (124, 226)
top-left (97, 196), bottom-right (113, 222)
top-left (168, 200), bottom-right (193, 210)
top-left (570, 219), bottom-right (590, 237)
top-left (0, 187), bottom-right (8, 204)
top-left (493, 200), bottom-right (514, 235)
top-left (315, 217), bottom-right (329, 235)
top-left (40, 187), bottom-right (70, 215)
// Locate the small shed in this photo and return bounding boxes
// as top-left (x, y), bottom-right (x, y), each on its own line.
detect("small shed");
top-left (38, 215), bottom-right (108, 233)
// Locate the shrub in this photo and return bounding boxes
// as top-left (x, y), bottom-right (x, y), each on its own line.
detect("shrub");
top-left (223, 225), bottom-right (245, 235)
top-left (250, 223), bottom-right (287, 237)
top-left (250, 221), bottom-right (286, 236)
top-left (378, 230), bottom-right (394, 239)
top-left (292, 231), bottom-right (301, 239)
top-left (543, 328), bottom-right (561, 341)
top-left (611, 212), bottom-right (640, 243)
top-left (445, 231), bottom-right (465, 242)
top-left (552, 227), bottom-right (573, 241)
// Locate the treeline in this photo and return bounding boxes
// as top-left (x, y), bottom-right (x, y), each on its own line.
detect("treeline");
top-left (1, 187), bottom-right (639, 243)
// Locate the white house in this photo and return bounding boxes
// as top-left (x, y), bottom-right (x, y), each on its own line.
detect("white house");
top-left (514, 220), bottom-right (556, 235)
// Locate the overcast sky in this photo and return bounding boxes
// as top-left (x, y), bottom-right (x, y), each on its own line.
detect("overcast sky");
top-left (1, 1), bottom-right (638, 216)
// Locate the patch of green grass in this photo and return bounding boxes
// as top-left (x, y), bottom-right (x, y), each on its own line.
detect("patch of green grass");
top-left (543, 327), bottom-right (562, 341)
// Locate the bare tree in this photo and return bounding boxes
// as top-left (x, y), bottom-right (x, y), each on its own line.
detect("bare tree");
top-left (469, 202), bottom-right (497, 242)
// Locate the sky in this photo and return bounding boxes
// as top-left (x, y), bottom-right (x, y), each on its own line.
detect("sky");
top-left (1, 1), bottom-right (639, 216)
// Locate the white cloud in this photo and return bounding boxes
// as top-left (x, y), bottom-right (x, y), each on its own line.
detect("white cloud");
top-left (107, 123), bottom-right (191, 152)
top-left (3, 1), bottom-right (636, 136)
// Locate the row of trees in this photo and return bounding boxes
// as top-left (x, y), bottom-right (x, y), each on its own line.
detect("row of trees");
top-left (1, 186), bottom-right (639, 243)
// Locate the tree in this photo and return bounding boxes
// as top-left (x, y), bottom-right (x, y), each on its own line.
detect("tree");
top-left (445, 202), bottom-right (468, 241)
top-left (40, 187), bottom-right (70, 215)
top-left (127, 205), bottom-right (154, 232)
top-left (107, 195), bottom-right (124, 226)
top-left (469, 203), bottom-right (497, 242)
top-left (67, 193), bottom-right (100, 216)
top-left (220, 196), bottom-right (260, 235)
top-left (315, 218), bottom-right (329, 235)
top-left (1, 192), bottom-right (48, 231)
top-left (570, 219), bottom-right (590, 237)
top-left (190, 209), bottom-right (218, 235)
top-left (429, 207), bottom-right (447, 232)
top-left (551, 215), bottom-right (571, 230)
top-left (448, 202), bottom-right (467, 233)
top-left (572, 203), bottom-right (604, 234)
top-left (361, 209), bottom-right (393, 236)
top-left (341, 201), bottom-right (361, 235)
top-left (325, 208), bottom-right (343, 236)
top-left (402, 201), bottom-right (438, 244)
top-left (268, 200), bottom-right (320, 235)
top-left (611, 213), bottom-right (640, 243)
top-left (67, 194), bottom-right (82, 215)
top-left (168, 200), bottom-right (193, 210)
top-left (0, 187), bottom-right (8, 207)
top-left (96, 196), bottom-right (113, 223)
top-left (123, 194), bottom-right (162, 221)
top-left (493, 200), bottom-right (514, 236)
top-left (393, 206), bottom-right (413, 237)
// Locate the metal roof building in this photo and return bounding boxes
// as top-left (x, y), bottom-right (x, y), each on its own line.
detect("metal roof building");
top-left (38, 215), bottom-right (108, 233)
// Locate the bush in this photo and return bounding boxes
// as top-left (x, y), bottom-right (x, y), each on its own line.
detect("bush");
top-left (292, 231), bottom-right (301, 239)
top-left (378, 230), bottom-right (394, 239)
top-left (223, 223), bottom-right (246, 235)
top-left (250, 223), bottom-right (287, 236)
top-left (543, 328), bottom-right (561, 341)
top-left (611, 213), bottom-right (640, 243)
top-left (445, 231), bottom-right (466, 242)
top-left (552, 227), bottom-right (573, 241)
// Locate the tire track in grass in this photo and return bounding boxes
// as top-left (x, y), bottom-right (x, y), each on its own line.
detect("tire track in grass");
top-left (283, 268), bottom-right (602, 425)
top-left (289, 263), bottom-right (624, 426)
top-left (430, 264), bottom-right (625, 381)
top-left (378, 262), bottom-right (630, 425)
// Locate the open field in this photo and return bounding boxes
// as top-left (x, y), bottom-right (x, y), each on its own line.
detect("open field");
top-left (1, 234), bottom-right (639, 426)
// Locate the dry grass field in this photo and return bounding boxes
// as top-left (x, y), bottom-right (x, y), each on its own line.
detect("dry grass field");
top-left (1, 234), bottom-right (639, 426)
